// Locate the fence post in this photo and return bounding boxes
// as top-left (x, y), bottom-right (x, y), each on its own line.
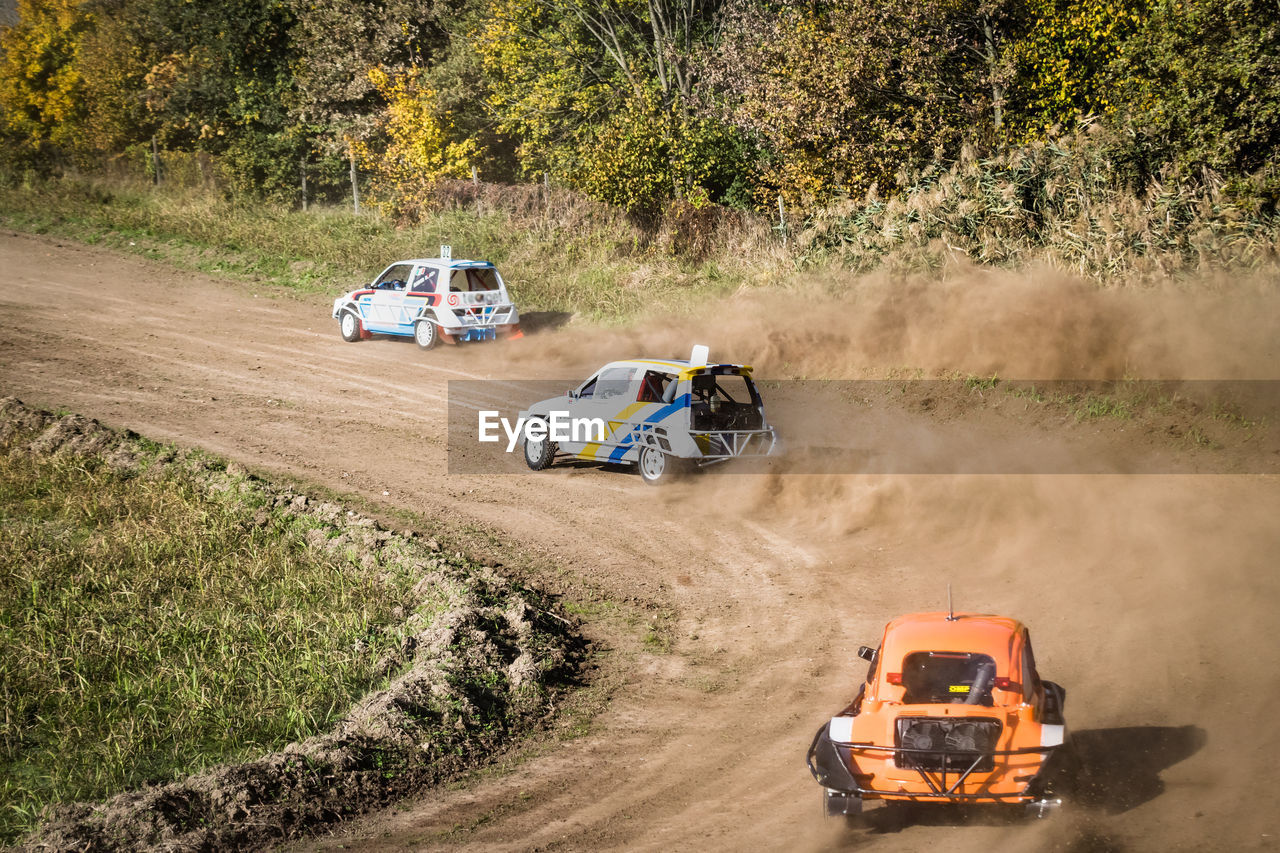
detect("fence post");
top-left (778, 194), bottom-right (787, 248)
top-left (300, 157), bottom-right (308, 212)
top-left (151, 136), bottom-right (162, 186)
top-left (349, 146), bottom-right (360, 215)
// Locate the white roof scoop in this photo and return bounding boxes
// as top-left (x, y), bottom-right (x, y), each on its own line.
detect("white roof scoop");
top-left (690, 344), bottom-right (709, 368)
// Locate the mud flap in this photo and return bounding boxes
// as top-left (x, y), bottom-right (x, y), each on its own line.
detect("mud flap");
top-left (824, 789), bottom-right (863, 817)
top-left (807, 722), bottom-right (861, 793)
top-left (1042, 681), bottom-right (1067, 725)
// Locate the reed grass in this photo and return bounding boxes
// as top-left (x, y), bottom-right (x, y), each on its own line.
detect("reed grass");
top-left (800, 129), bottom-right (1280, 281)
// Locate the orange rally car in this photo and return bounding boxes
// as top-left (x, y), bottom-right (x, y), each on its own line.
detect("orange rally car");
top-left (806, 611), bottom-right (1070, 817)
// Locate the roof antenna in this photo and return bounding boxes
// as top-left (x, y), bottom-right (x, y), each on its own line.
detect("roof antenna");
top-left (946, 583), bottom-right (956, 621)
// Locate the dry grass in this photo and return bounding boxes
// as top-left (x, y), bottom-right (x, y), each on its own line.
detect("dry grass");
top-left (0, 172), bottom-right (787, 324)
top-left (801, 129), bottom-right (1280, 282)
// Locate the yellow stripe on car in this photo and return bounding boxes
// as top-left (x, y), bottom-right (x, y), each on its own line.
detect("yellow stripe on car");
top-left (608, 401), bottom-right (650, 435)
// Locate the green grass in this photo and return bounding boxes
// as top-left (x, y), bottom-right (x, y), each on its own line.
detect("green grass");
top-left (0, 449), bottom-right (419, 844)
top-left (0, 175), bottom-right (775, 323)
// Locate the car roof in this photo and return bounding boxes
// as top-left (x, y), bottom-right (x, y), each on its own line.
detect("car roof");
top-left (392, 258), bottom-right (496, 269)
top-left (598, 358), bottom-right (754, 377)
top-left (880, 612), bottom-right (1024, 668)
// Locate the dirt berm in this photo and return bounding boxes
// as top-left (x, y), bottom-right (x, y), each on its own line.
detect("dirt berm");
top-left (1, 398), bottom-right (579, 852)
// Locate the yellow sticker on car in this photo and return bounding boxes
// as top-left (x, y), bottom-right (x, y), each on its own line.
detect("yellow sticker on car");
top-left (949, 684), bottom-right (970, 693)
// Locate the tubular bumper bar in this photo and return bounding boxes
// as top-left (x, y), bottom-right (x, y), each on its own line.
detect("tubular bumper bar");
top-left (692, 428), bottom-right (778, 462)
top-left (806, 723), bottom-right (1061, 803)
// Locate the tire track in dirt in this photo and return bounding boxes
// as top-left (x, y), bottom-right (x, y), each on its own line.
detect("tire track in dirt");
top-left (2, 231), bottom-right (1277, 852)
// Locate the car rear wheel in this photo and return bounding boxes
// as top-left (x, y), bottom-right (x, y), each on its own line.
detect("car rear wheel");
top-left (523, 419), bottom-right (556, 470)
top-left (339, 310), bottom-right (361, 342)
top-left (639, 445), bottom-right (685, 485)
top-left (414, 320), bottom-right (439, 350)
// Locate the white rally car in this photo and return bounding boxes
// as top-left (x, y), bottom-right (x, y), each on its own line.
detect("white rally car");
top-left (519, 347), bottom-right (778, 484)
top-left (332, 246), bottom-right (521, 349)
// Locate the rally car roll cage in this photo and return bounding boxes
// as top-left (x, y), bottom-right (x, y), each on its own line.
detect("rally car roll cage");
top-left (806, 724), bottom-right (1063, 803)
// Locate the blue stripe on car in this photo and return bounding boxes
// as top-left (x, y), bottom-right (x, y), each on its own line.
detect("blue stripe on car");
top-left (605, 394), bottom-right (690, 462)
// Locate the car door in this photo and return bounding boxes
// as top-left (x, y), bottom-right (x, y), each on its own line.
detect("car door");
top-left (405, 264), bottom-right (441, 324)
top-left (361, 262), bottom-right (414, 333)
top-left (562, 366), bottom-right (636, 457)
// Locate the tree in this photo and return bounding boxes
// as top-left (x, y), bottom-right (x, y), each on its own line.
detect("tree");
top-left (474, 0), bottom-right (745, 214)
top-left (703, 0), bottom-right (1030, 208)
top-left (1003, 0), bottom-right (1148, 145)
top-left (354, 66), bottom-right (479, 218)
top-left (1114, 0), bottom-right (1280, 177)
top-left (288, 0), bottom-right (447, 154)
top-left (0, 0), bottom-right (92, 167)
top-left (74, 0), bottom-right (159, 158)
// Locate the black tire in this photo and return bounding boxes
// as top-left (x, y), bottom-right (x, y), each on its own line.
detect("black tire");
top-left (339, 309), bottom-right (362, 342)
top-left (1045, 737), bottom-right (1084, 801)
top-left (414, 319), bottom-right (438, 350)
top-left (523, 418), bottom-right (557, 470)
top-left (638, 445), bottom-right (686, 485)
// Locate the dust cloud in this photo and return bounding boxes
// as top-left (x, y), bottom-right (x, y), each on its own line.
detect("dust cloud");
top-left (500, 263), bottom-right (1280, 382)
top-left (626, 266), bottom-right (1280, 849)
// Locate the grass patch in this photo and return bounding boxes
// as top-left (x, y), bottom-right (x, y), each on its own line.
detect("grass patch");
top-left (0, 438), bottom-right (418, 843)
top-left (0, 402), bottom-right (583, 850)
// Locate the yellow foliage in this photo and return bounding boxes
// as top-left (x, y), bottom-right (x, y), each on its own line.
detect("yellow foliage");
top-left (357, 66), bottom-right (479, 218)
top-left (0, 0), bottom-right (92, 155)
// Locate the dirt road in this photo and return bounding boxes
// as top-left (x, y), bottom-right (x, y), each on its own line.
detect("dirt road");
top-left (2, 231), bottom-right (1278, 852)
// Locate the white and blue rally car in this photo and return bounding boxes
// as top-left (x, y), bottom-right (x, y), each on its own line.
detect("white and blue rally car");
top-left (332, 246), bottom-right (521, 349)
top-left (519, 346), bottom-right (778, 484)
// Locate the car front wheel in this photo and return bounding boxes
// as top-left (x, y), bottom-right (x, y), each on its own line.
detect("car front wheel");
top-left (339, 310), bottom-right (362, 342)
top-left (414, 320), bottom-right (439, 350)
top-left (523, 419), bottom-right (557, 470)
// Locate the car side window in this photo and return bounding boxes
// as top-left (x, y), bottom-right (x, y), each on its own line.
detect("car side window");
top-left (577, 378), bottom-right (598, 399)
top-left (637, 371), bottom-right (670, 403)
top-left (410, 267), bottom-right (438, 293)
top-left (594, 367), bottom-right (635, 401)
top-left (375, 264), bottom-right (412, 290)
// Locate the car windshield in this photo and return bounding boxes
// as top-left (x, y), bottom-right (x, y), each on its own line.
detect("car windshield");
top-left (900, 651), bottom-right (997, 705)
top-left (584, 367), bottom-right (634, 400)
top-left (375, 264), bottom-right (413, 290)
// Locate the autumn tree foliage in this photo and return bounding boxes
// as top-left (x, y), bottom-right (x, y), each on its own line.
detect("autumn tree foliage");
top-left (0, 0), bottom-right (1277, 217)
top-left (701, 0), bottom-right (1039, 207)
top-left (0, 0), bottom-right (92, 168)
top-left (354, 66), bottom-right (479, 219)
top-left (1003, 0), bottom-right (1148, 145)
top-left (473, 0), bottom-right (751, 216)
top-left (287, 0), bottom-right (446, 158)
top-left (1115, 0), bottom-right (1280, 179)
